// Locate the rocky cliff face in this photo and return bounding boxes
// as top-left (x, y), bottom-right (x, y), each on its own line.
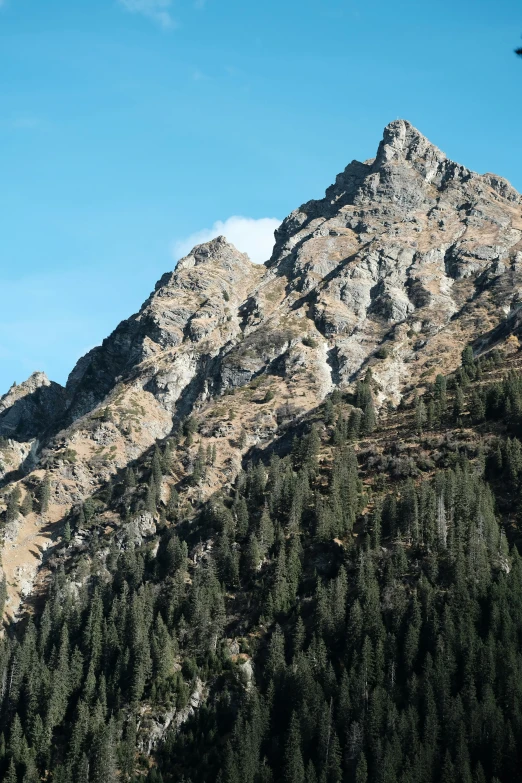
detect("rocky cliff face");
top-left (264, 119), bottom-right (522, 400)
top-left (0, 372), bottom-right (66, 442)
top-left (1, 119), bottom-right (521, 615)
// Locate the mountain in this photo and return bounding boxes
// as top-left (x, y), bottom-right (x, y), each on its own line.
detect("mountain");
top-left (1, 120), bottom-right (522, 783)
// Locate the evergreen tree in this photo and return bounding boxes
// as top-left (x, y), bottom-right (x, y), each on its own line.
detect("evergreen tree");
top-left (20, 490), bottom-right (33, 516)
top-left (5, 758), bottom-right (17, 783)
top-left (414, 393), bottom-right (427, 435)
top-left (434, 374), bottom-right (447, 418)
top-left (146, 475), bottom-right (157, 513)
top-left (152, 445), bottom-right (163, 486)
top-left (192, 443), bottom-right (206, 485)
top-left (348, 409), bottom-right (362, 441)
top-left (470, 390), bottom-right (486, 423)
top-left (453, 386), bottom-right (465, 425)
top-left (355, 753), bottom-right (368, 783)
top-left (284, 713), bottom-right (305, 783)
top-left (39, 472), bottom-right (51, 513)
top-left (324, 399), bottom-right (335, 426)
top-left (462, 345), bottom-right (474, 369)
top-left (362, 397), bottom-right (377, 435)
top-left (6, 485), bottom-right (21, 523)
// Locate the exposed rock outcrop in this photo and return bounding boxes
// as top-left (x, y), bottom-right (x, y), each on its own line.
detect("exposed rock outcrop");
top-left (264, 119), bottom-right (522, 397)
top-left (0, 371), bottom-right (66, 441)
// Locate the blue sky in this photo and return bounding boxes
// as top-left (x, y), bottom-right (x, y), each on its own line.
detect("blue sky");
top-left (1, 0), bottom-right (521, 394)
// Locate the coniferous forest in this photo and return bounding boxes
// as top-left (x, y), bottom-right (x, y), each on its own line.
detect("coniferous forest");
top-left (3, 347), bottom-right (522, 782)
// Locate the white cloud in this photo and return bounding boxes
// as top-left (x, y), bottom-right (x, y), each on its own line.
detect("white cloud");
top-left (173, 216), bottom-right (281, 265)
top-left (117, 0), bottom-right (175, 28)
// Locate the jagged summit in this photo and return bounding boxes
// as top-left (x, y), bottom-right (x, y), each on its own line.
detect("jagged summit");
top-left (176, 235), bottom-right (254, 272)
top-left (376, 121), bottom-right (519, 202)
top-left (269, 120), bottom-right (519, 258)
top-left (374, 119), bottom-right (448, 171)
top-left (0, 371), bottom-right (51, 409)
top-left (0, 371), bottom-right (65, 441)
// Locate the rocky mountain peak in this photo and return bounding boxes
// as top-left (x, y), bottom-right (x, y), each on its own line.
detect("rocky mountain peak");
top-left (0, 371), bottom-right (65, 441)
top-left (176, 235), bottom-right (254, 272)
top-left (374, 119), bottom-right (448, 174)
top-left (262, 120), bottom-right (522, 397)
top-left (0, 371), bottom-right (51, 407)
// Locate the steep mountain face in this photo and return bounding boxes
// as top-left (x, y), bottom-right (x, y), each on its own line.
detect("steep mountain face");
top-left (0, 372), bottom-right (66, 443)
top-left (0, 119), bottom-right (521, 614)
top-left (265, 119), bottom-right (522, 396)
top-left (63, 237), bottom-right (262, 424)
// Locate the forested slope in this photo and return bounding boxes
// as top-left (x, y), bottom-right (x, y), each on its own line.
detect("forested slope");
top-left (2, 344), bottom-right (522, 782)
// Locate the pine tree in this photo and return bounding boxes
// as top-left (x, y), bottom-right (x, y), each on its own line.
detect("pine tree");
top-left (152, 445), bottom-right (163, 486)
top-left (119, 716), bottom-right (136, 781)
top-left (0, 575), bottom-right (6, 618)
top-left (427, 398), bottom-right (437, 430)
top-left (5, 758), bottom-right (17, 783)
top-left (348, 409), bottom-right (362, 441)
top-left (470, 390), bottom-right (485, 423)
top-left (293, 616), bottom-right (305, 660)
top-left (284, 712), bottom-right (305, 783)
top-left (355, 753), bottom-right (368, 783)
top-left (10, 713), bottom-right (24, 763)
top-left (271, 546), bottom-right (290, 614)
top-left (415, 393), bottom-right (427, 435)
top-left (6, 485), bottom-right (21, 523)
top-left (125, 467), bottom-right (136, 488)
top-left (77, 754), bottom-right (90, 783)
top-left (183, 416), bottom-right (198, 445)
top-left (453, 386), bottom-right (465, 425)
top-left (462, 345), bottom-right (474, 369)
top-left (362, 397), bottom-right (376, 435)
top-left (161, 440), bottom-right (173, 474)
top-left (39, 472), bottom-right (51, 513)
top-left (305, 761), bottom-right (317, 783)
top-left (371, 501), bottom-right (382, 549)
top-left (152, 615), bottom-right (175, 681)
top-left (20, 490), bottom-right (33, 516)
top-left (22, 753), bottom-right (39, 783)
top-left (47, 624), bottom-right (71, 730)
top-left (244, 534), bottom-right (261, 576)
top-left (259, 506), bottom-right (275, 553)
top-left (166, 485), bottom-right (179, 520)
top-left (324, 399), bottom-right (335, 426)
top-left (434, 374), bottom-right (447, 418)
top-left (77, 504), bottom-right (86, 530)
top-left (146, 475), bottom-right (157, 513)
top-left (91, 724), bottom-right (117, 783)
top-left (266, 625), bottom-right (286, 680)
top-left (192, 443), bottom-right (206, 485)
